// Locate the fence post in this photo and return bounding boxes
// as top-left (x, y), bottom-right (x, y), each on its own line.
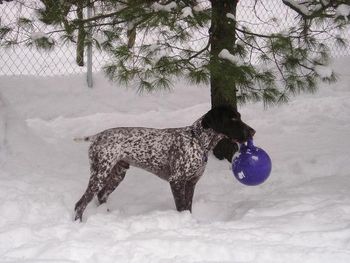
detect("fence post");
top-left (86, 0), bottom-right (93, 88)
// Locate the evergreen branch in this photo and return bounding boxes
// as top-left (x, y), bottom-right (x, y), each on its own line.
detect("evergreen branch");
top-left (270, 43), bottom-right (288, 85)
top-left (281, 0), bottom-right (337, 19)
top-left (73, 10), bottom-right (125, 24)
top-left (236, 26), bottom-right (301, 40)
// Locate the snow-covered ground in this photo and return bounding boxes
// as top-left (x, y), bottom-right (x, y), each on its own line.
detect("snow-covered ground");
top-left (1, 57), bottom-right (350, 262)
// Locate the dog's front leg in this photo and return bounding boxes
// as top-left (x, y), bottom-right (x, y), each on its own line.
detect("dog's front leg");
top-left (170, 180), bottom-right (187, 212)
top-left (170, 178), bottom-right (198, 212)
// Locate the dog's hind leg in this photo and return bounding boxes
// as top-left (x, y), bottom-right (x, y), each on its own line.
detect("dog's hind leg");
top-left (97, 160), bottom-right (129, 205)
top-left (74, 154), bottom-right (112, 221)
top-left (74, 170), bottom-right (103, 221)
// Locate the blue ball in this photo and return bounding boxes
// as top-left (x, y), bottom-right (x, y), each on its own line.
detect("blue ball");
top-left (232, 139), bottom-right (272, 186)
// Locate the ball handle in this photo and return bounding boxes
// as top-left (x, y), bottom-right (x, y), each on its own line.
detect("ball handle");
top-left (246, 138), bottom-right (255, 149)
top-left (240, 138), bottom-right (255, 151)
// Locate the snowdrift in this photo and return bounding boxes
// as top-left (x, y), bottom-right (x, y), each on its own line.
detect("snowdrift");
top-left (0, 57), bottom-right (350, 262)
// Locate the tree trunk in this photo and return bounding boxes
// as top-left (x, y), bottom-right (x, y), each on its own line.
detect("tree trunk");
top-left (209, 0), bottom-right (238, 109)
top-left (210, 0), bottom-right (239, 162)
top-left (76, 1), bottom-right (86, 67)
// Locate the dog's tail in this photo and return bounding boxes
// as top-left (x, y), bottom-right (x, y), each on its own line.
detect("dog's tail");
top-left (73, 135), bottom-right (95, 143)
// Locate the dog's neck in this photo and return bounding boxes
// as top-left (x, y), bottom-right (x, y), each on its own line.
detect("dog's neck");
top-left (190, 117), bottom-right (224, 152)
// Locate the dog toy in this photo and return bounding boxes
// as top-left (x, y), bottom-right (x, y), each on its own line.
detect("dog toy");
top-left (232, 139), bottom-right (272, 186)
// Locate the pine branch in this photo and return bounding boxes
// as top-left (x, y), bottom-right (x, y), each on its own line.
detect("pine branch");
top-left (281, 0), bottom-right (339, 19)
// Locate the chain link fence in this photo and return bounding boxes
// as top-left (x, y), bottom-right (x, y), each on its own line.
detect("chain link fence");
top-left (0, 0), bottom-right (111, 76)
top-left (1, 0), bottom-right (349, 78)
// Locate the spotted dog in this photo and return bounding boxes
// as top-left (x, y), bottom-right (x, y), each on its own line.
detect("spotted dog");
top-left (74, 106), bottom-right (255, 221)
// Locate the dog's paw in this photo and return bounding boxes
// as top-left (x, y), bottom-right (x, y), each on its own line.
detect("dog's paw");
top-left (73, 211), bottom-right (83, 222)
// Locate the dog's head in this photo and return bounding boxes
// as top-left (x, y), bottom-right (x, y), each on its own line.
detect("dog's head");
top-left (202, 105), bottom-right (255, 143)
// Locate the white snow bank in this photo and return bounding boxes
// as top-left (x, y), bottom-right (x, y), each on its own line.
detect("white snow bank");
top-left (1, 57), bottom-right (350, 262)
top-left (0, 91), bottom-right (57, 170)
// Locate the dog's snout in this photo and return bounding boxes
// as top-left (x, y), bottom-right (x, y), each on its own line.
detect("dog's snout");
top-left (249, 127), bottom-right (256, 137)
top-left (243, 124), bottom-right (255, 139)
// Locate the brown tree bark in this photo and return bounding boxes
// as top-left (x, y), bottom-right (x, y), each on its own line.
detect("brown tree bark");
top-left (76, 1), bottom-right (86, 67)
top-left (209, 0), bottom-right (238, 109)
top-left (210, 0), bottom-right (239, 161)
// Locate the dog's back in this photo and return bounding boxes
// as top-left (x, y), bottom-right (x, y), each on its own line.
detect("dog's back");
top-left (85, 127), bottom-right (193, 179)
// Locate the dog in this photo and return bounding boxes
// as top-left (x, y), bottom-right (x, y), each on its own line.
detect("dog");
top-left (73, 106), bottom-right (255, 221)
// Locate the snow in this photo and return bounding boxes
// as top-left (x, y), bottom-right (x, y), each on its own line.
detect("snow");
top-left (30, 32), bottom-right (54, 46)
top-left (151, 2), bottom-right (177, 12)
top-left (181, 7), bottom-right (194, 18)
top-left (283, 0), bottom-right (311, 16)
top-left (193, 3), bottom-right (207, 13)
top-left (226, 13), bottom-right (236, 21)
top-left (0, 93), bottom-right (7, 149)
top-left (321, 0), bottom-right (330, 5)
top-left (1, 56), bottom-right (350, 262)
top-left (314, 65), bottom-right (333, 79)
top-left (336, 4), bottom-right (350, 21)
top-left (218, 49), bottom-right (243, 65)
top-left (30, 32), bottom-right (47, 40)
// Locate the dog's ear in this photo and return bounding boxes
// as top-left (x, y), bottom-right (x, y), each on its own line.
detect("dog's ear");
top-left (202, 106), bottom-right (233, 129)
top-left (202, 110), bottom-right (212, 129)
top-left (202, 108), bottom-right (220, 129)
